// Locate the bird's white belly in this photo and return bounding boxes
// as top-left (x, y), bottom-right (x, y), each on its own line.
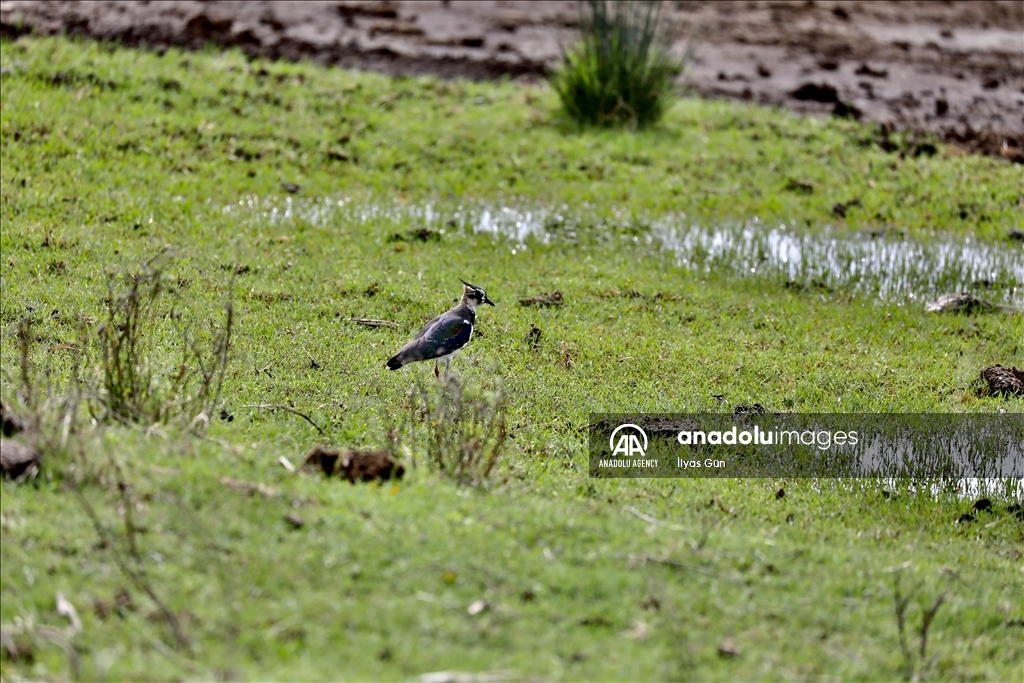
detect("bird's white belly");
top-left (435, 349), bottom-right (459, 364)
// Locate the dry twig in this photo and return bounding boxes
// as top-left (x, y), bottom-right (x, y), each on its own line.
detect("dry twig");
top-left (241, 403), bottom-right (326, 436)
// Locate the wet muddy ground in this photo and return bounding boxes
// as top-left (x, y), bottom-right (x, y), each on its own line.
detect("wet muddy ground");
top-left (2, 1), bottom-right (1022, 158)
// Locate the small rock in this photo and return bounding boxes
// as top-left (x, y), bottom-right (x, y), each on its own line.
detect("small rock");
top-left (467, 599), bottom-right (489, 616)
top-left (284, 513), bottom-right (305, 529)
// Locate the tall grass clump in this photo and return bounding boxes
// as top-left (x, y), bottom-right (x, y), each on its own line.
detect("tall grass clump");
top-left (551, 0), bottom-right (683, 128)
top-left (98, 254), bottom-right (232, 428)
top-left (405, 375), bottom-right (507, 487)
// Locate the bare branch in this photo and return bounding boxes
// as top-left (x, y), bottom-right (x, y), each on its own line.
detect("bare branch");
top-left (626, 506), bottom-right (686, 531)
top-left (241, 403), bottom-right (326, 436)
top-left (347, 317), bottom-right (399, 328)
top-left (73, 456), bottom-right (189, 649)
top-left (918, 593), bottom-right (946, 660)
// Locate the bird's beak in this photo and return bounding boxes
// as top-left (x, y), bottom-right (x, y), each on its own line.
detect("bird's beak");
top-left (484, 296), bottom-right (495, 306)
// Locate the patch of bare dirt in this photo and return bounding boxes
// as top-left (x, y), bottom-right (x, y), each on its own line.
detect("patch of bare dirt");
top-left (303, 445), bottom-right (405, 482)
top-left (981, 364), bottom-right (1024, 397)
top-left (0, 439), bottom-right (40, 480)
top-left (1, 1), bottom-right (1021, 157)
top-left (519, 290), bottom-right (564, 307)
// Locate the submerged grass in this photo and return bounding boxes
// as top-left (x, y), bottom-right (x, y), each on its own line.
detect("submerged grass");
top-left (1, 36), bottom-right (1022, 680)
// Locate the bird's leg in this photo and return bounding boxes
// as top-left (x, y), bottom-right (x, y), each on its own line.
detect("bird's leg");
top-left (434, 360), bottom-right (440, 378)
top-left (445, 358), bottom-right (451, 379)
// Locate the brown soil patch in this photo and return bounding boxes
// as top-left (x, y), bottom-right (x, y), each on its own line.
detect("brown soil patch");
top-left (519, 290), bottom-right (564, 307)
top-left (1, 1), bottom-right (1021, 157)
top-left (0, 439), bottom-right (40, 479)
top-left (981, 364), bottom-right (1024, 397)
top-left (303, 445), bottom-right (404, 483)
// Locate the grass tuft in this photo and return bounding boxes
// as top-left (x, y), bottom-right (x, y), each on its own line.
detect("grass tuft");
top-left (551, 0), bottom-right (683, 128)
top-left (97, 253), bottom-right (232, 428)
top-left (405, 375), bottom-right (507, 487)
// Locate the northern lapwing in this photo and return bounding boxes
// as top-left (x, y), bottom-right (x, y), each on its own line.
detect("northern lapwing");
top-left (386, 279), bottom-right (495, 377)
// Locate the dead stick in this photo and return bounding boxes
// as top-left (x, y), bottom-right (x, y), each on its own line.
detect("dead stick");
top-left (241, 403), bottom-right (326, 436)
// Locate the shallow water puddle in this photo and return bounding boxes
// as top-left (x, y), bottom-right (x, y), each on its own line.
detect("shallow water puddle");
top-left (652, 219), bottom-right (1022, 305)
top-left (223, 198), bottom-right (1023, 306)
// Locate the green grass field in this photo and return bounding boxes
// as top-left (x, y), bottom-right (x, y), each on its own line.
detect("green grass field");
top-left (1, 37), bottom-right (1022, 681)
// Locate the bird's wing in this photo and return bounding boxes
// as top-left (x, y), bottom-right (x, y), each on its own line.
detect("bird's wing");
top-left (402, 311), bottom-right (473, 360)
top-left (413, 312), bottom-right (445, 340)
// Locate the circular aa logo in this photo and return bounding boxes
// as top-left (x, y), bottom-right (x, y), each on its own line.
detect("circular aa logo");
top-left (609, 424), bottom-right (648, 457)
